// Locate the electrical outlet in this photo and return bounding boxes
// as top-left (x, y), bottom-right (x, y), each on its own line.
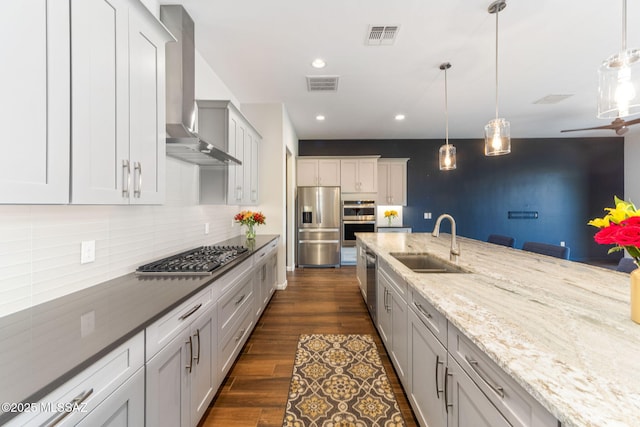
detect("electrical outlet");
top-left (204, 223), bottom-right (210, 234)
top-left (560, 241), bottom-right (566, 247)
top-left (80, 240), bottom-right (95, 264)
top-left (424, 212), bottom-right (432, 220)
top-left (231, 219), bottom-right (235, 227)
top-left (80, 310), bottom-right (95, 338)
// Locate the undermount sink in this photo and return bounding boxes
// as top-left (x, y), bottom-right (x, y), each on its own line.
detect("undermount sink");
top-left (390, 252), bottom-right (469, 273)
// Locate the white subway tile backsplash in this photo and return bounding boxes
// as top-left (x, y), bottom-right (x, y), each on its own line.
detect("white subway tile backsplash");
top-left (0, 160), bottom-right (242, 318)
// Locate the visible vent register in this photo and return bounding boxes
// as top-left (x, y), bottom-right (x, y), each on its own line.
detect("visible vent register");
top-left (306, 76), bottom-right (340, 92)
top-left (136, 245), bottom-right (249, 275)
top-left (366, 25), bottom-right (399, 45)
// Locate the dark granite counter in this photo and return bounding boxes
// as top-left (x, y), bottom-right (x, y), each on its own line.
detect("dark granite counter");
top-left (0, 235), bottom-right (278, 422)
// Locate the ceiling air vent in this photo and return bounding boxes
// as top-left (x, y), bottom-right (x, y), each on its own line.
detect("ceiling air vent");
top-left (366, 25), bottom-right (399, 45)
top-left (306, 75), bottom-right (339, 92)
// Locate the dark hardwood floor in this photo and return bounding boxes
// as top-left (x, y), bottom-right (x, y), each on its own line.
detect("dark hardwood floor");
top-left (199, 266), bottom-right (419, 427)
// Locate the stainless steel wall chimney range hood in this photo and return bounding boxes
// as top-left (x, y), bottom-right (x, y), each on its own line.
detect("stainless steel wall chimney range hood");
top-left (160, 5), bottom-right (241, 166)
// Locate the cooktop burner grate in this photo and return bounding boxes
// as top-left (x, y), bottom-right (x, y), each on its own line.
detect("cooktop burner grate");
top-left (136, 245), bottom-right (249, 275)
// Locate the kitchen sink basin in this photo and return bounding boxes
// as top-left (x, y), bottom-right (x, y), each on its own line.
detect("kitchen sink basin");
top-left (389, 252), bottom-right (469, 273)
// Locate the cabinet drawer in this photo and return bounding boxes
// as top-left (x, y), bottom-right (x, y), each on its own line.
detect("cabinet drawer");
top-left (218, 305), bottom-right (254, 378)
top-left (448, 325), bottom-right (557, 427)
top-left (254, 237), bottom-right (278, 262)
top-left (146, 286), bottom-right (214, 360)
top-left (6, 332), bottom-right (143, 426)
top-left (214, 256), bottom-right (254, 296)
top-left (410, 288), bottom-right (447, 345)
top-left (218, 269), bottom-right (254, 343)
top-left (378, 259), bottom-right (407, 301)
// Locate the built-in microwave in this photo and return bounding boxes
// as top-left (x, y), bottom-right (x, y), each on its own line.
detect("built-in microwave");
top-left (342, 200), bottom-right (376, 247)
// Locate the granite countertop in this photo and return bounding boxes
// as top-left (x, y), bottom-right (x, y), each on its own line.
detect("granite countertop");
top-left (0, 235), bottom-right (278, 422)
top-left (357, 232), bottom-right (640, 427)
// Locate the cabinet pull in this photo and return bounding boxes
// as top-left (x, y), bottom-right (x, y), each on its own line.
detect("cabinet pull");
top-left (444, 366), bottom-right (452, 413)
top-left (235, 294), bottom-right (246, 306)
top-left (413, 302), bottom-right (433, 319)
top-left (193, 329), bottom-right (200, 364)
top-left (465, 355), bottom-right (505, 398)
top-left (179, 303), bottom-right (202, 321)
top-left (41, 388), bottom-right (94, 427)
top-left (133, 162), bottom-right (142, 197)
top-left (122, 160), bottom-right (130, 198)
top-left (435, 355), bottom-right (444, 399)
top-left (235, 328), bottom-right (246, 343)
top-left (186, 336), bottom-right (193, 373)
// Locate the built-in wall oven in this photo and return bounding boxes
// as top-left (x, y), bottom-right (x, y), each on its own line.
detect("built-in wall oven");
top-left (342, 200), bottom-right (376, 247)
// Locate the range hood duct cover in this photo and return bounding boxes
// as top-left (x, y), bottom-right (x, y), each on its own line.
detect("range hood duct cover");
top-left (160, 5), bottom-right (240, 166)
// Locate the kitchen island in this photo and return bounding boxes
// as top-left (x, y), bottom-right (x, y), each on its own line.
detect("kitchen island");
top-left (357, 232), bottom-right (640, 427)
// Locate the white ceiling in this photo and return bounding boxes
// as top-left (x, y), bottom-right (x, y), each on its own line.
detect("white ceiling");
top-left (158, 0), bottom-right (640, 140)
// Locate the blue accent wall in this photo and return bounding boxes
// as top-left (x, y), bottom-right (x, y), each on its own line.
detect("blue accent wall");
top-left (299, 137), bottom-right (624, 262)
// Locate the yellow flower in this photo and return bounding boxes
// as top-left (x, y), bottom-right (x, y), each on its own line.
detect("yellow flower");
top-left (384, 210), bottom-right (398, 218)
top-left (588, 196), bottom-right (640, 229)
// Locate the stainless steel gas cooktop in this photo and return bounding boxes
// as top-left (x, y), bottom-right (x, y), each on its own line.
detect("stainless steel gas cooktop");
top-left (136, 245), bottom-right (249, 275)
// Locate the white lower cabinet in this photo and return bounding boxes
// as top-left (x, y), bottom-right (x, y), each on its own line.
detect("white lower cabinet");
top-left (377, 264), bottom-right (408, 387)
top-left (146, 301), bottom-right (218, 427)
top-left (5, 333), bottom-right (144, 427)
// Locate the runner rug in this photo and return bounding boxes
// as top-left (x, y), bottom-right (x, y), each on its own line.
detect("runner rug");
top-left (283, 334), bottom-right (405, 427)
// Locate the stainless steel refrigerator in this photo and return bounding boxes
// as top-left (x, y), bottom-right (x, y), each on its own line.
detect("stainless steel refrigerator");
top-left (297, 186), bottom-right (341, 267)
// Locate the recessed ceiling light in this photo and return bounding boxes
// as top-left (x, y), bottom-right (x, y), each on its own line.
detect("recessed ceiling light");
top-left (395, 114), bottom-right (405, 121)
top-left (316, 115), bottom-right (326, 121)
top-left (311, 58), bottom-right (326, 69)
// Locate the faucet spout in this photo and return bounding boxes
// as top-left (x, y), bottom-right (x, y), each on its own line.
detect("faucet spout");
top-left (432, 214), bottom-right (459, 262)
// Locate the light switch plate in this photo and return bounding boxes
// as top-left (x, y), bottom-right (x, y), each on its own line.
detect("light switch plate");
top-left (204, 223), bottom-right (210, 234)
top-left (81, 240), bottom-right (95, 264)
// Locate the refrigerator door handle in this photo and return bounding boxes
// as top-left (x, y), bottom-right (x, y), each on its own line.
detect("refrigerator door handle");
top-left (299, 240), bottom-right (340, 243)
top-left (316, 188), bottom-right (322, 224)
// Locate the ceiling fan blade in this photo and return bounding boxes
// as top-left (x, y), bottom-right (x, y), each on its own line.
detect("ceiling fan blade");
top-left (621, 117), bottom-right (640, 126)
top-left (560, 124), bottom-right (615, 133)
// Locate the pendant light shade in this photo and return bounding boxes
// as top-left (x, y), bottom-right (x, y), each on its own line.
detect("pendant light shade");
top-left (484, 0), bottom-right (510, 156)
top-left (598, 0), bottom-right (640, 119)
top-left (439, 62), bottom-right (456, 170)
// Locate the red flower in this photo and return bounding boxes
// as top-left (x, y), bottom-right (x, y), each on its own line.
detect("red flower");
top-left (621, 216), bottom-right (640, 227)
top-left (594, 224), bottom-right (621, 245)
top-left (615, 225), bottom-right (640, 247)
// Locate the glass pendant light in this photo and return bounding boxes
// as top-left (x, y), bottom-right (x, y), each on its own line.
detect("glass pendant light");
top-left (439, 62), bottom-right (456, 170)
top-left (484, 0), bottom-right (511, 156)
top-left (598, 0), bottom-right (640, 119)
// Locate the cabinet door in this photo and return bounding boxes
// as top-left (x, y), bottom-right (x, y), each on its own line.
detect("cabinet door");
top-left (387, 161), bottom-right (407, 205)
top-left (76, 368), bottom-right (145, 427)
top-left (317, 159), bottom-right (340, 186)
top-left (128, 5), bottom-right (167, 204)
top-left (408, 310), bottom-right (447, 427)
top-left (146, 328), bottom-right (191, 427)
top-left (377, 162), bottom-right (390, 204)
top-left (376, 275), bottom-right (392, 346)
top-left (447, 357), bottom-right (511, 427)
top-left (190, 307), bottom-right (217, 426)
top-left (230, 113), bottom-right (245, 203)
top-left (71, 0), bottom-right (130, 204)
top-left (250, 133), bottom-right (259, 203)
top-left (357, 159), bottom-right (378, 192)
top-left (340, 159), bottom-right (359, 192)
top-left (297, 159), bottom-right (319, 186)
top-left (390, 288), bottom-right (408, 386)
top-left (0, 0), bottom-right (70, 203)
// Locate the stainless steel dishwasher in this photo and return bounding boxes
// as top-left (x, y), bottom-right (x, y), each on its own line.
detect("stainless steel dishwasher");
top-left (365, 249), bottom-right (377, 322)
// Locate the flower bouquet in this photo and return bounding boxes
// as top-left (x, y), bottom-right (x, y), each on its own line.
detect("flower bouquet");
top-left (384, 209), bottom-right (398, 226)
top-left (234, 211), bottom-right (266, 240)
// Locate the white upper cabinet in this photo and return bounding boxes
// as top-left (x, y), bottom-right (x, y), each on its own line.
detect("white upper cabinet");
top-left (378, 159), bottom-right (408, 206)
top-left (341, 157), bottom-right (378, 193)
top-left (197, 100), bottom-right (261, 206)
top-left (71, 0), bottom-right (172, 204)
top-left (0, 0), bottom-right (70, 203)
top-left (297, 158), bottom-right (341, 187)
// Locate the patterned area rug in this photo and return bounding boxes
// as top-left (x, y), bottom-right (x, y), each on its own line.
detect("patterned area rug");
top-left (283, 334), bottom-right (405, 427)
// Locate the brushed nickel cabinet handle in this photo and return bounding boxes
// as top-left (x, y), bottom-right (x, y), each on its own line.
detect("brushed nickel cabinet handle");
top-left (194, 329), bottom-right (200, 364)
top-left (179, 303), bottom-right (202, 321)
top-left (235, 294), bottom-right (246, 306)
top-left (435, 355), bottom-right (444, 399)
top-left (235, 328), bottom-right (246, 343)
top-left (122, 160), bottom-right (130, 198)
top-left (444, 366), bottom-right (452, 413)
top-left (42, 388), bottom-right (94, 426)
top-left (465, 355), bottom-right (505, 398)
top-left (133, 162), bottom-right (142, 197)
top-left (414, 302), bottom-right (433, 319)
top-left (186, 336), bottom-right (193, 373)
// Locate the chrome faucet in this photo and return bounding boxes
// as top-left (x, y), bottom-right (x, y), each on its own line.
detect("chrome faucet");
top-left (432, 214), bottom-right (460, 262)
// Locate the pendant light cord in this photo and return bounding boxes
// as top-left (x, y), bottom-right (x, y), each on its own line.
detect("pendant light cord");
top-left (622, 0), bottom-right (627, 51)
top-left (495, 7), bottom-right (500, 120)
top-left (445, 67), bottom-right (449, 146)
